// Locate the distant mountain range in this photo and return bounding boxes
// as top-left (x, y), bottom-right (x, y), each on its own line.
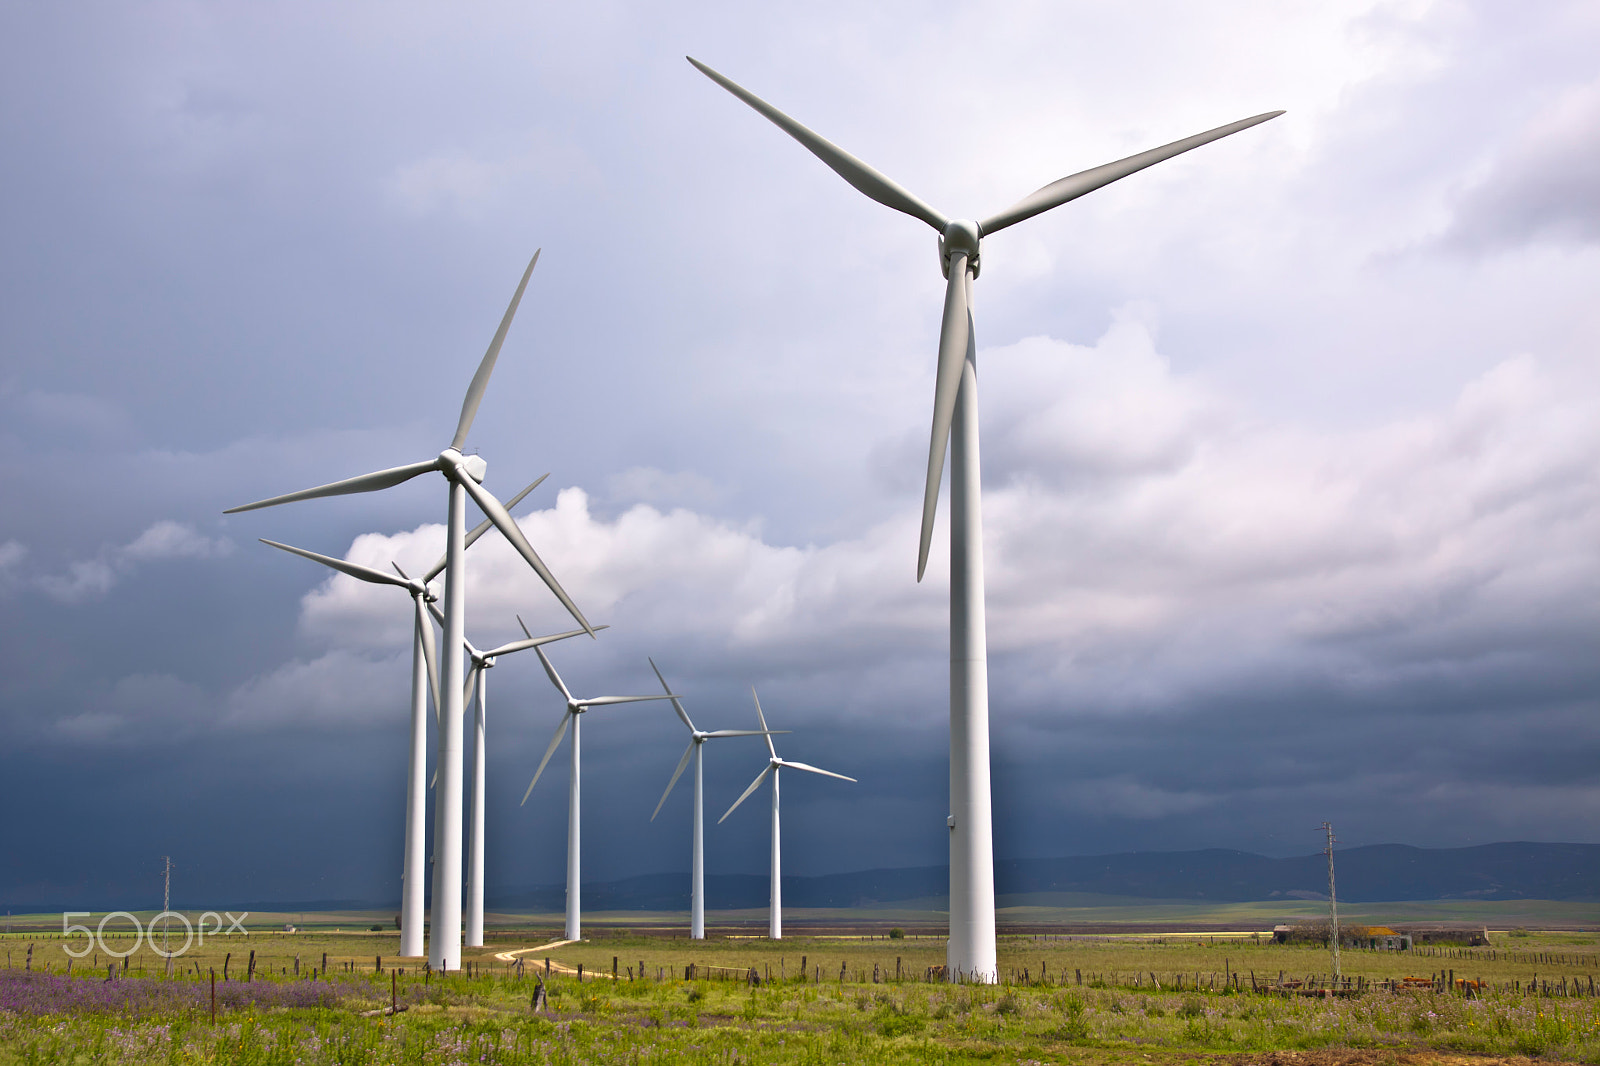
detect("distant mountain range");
top-left (486, 842), bottom-right (1599, 911)
top-left (8, 842), bottom-right (1592, 914)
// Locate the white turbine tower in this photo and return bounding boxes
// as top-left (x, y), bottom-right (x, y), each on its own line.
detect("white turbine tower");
top-left (521, 650), bottom-right (679, 940)
top-left (690, 58), bottom-right (1280, 980)
top-left (225, 251), bottom-right (593, 971)
top-left (259, 476), bottom-right (546, 957)
top-left (450, 617), bottom-right (601, 948)
top-left (646, 658), bottom-right (783, 940)
top-left (719, 690), bottom-right (855, 940)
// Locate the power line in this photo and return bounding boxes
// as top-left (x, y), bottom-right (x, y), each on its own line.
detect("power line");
top-left (1320, 823), bottom-right (1340, 981)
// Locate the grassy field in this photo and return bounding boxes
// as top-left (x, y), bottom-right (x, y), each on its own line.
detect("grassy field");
top-left (2, 916), bottom-right (1597, 1064)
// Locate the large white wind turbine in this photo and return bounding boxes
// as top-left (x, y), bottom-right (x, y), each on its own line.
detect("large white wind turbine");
top-left (441, 612), bottom-right (604, 948)
top-left (646, 658), bottom-right (782, 940)
top-left (521, 650), bottom-right (678, 941)
top-left (258, 477), bottom-right (546, 957)
top-left (225, 252), bottom-right (593, 970)
top-left (690, 58), bottom-right (1280, 980)
top-left (719, 690), bottom-right (855, 940)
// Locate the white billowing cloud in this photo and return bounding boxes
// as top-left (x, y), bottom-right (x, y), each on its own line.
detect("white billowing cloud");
top-left (121, 520), bottom-right (233, 563)
top-left (295, 484), bottom-right (935, 661)
top-left (981, 307), bottom-right (1224, 485)
top-left (275, 320), bottom-right (1600, 732)
top-left (31, 521), bottom-right (233, 604)
top-left (222, 649), bottom-right (407, 732)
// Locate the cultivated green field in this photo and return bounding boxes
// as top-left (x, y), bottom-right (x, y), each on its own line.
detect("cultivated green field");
top-left (3, 911), bottom-right (1597, 1064)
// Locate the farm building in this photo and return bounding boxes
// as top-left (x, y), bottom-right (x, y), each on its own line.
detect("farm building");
top-left (1344, 925), bottom-right (1411, 950)
top-left (1392, 923), bottom-right (1490, 946)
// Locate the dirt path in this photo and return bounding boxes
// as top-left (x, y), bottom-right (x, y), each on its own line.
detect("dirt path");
top-left (488, 939), bottom-right (627, 981)
top-left (490, 939), bottom-right (574, 964)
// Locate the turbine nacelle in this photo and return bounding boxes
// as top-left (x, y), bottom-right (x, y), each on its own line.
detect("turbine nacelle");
top-left (438, 449), bottom-right (488, 484)
top-left (939, 220), bottom-right (981, 280)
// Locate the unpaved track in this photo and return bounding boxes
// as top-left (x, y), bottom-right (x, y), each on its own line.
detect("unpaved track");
top-left (489, 939), bottom-right (624, 980)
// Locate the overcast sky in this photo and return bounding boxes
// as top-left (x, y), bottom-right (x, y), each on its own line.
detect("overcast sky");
top-left (2, 0), bottom-right (1597, 909)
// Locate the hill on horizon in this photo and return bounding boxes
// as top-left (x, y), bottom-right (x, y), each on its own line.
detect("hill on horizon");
top-left (7, 841), bottom-right (1592, 914)
top-left (484, 841), bottom-right (1599, 913)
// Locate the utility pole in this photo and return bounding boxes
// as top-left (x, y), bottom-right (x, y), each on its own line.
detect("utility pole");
top-left (162, 855), bottom-right (173, 977)
top-left (1320, 823), bottom-right (1339, 982)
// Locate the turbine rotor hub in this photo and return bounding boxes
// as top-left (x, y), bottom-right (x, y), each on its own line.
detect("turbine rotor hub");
top-left (439, 448), bottom-right (488, 484)
top-left (938, 220), bottom-right (981, 280)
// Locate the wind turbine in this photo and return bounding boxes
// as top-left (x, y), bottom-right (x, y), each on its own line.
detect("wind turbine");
top-left (520, 649), bottom-right (679, 940)
top-left (719, 690), bottom-right (855, 940)
top-left (224, 251), bottom-right (593, 971)
top-left (441, 611), bottom-right (605, 948)
top-left (257, 475), bottom-right (547, 956)
top-left (646, 658), bottom-right (783, 940)
top-left (689, 58), bottom-right (1281, 980)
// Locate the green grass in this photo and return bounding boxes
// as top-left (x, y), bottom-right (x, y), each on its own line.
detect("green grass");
top-left (3, 919), bottom-right (1598, 1064)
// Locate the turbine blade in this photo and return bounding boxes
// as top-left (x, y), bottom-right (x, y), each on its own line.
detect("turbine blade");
top-left (917, 259), bottom-right (971, 582)
top-left (425, 473), bottom-right (550, 583)
top-left (578, 694), bottom-right (679, 707)
top-left (224, 459), bottom-right (439, 514)
top-left (415, 595), bottom-right (440, 721)
top-left (483, 624), bottom-right (605, 658)
top-left (752, 689), bottom-right (777, 759)
top-left (521, 711), bottom-right (571, 805)
top-left (703, 729), bottom-right (788, 738)
top-left (455, 471), bottom-right (594, 636)
top-left (777, 759), bottom-right (857, 783)
top-left (979, 111), bottom-right (1285, 237)
top-left (651, 741), bottom-right (697, 822)
top-left (451, 250), bottom-right (539, 452)
top-left (533, 646), bottom-right (575, 704)
top-left (718, 764), bottom-right (774, 824)
top-left (649, 657), bottom-right (695, 732)
top-left (463, 662), bottom-right (479, 711)
top-left (686, 57), bottom-right (948, 232)
top-left (259, 539), bottom-right (412, 589)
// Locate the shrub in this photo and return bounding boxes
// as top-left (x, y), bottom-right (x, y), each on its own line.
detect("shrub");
top-left (1177, 997), bottom-right (1204, 1019)
top-left (888, 928), bottom-right (905, 939)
